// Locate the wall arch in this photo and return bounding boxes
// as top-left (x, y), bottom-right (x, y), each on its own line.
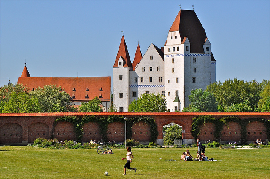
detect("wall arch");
top-left (82, 122), bottom-right (101, 142)
top-left (132, 121), bottom-right (151, 142)
top-left (220, 122), bottom-right (241, 142)
top-left (107, 122), bottom-right (124, 143)
top-left (53, 121), bottom-right (76, 141)
top-left (28, 122), bottom-right (49, 143)
top-left (0, 123), bottom-right (23, 144)
top-left (246, 121), bottom-right (267, 142)
top-left (198, 123), bottom-right (215, 141)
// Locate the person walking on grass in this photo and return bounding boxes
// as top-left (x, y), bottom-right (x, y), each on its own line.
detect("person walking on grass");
top-left (122, 146), bottom-right (136, 175)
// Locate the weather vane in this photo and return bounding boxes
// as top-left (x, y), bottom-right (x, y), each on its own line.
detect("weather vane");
top-left (179, 4), bottom-right (181, 10)
top-left (121, 31), bottom-right (124, 36)
top-left (192, 5), bottom-right (194, 10)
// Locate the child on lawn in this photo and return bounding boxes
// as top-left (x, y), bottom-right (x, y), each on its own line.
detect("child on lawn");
top-left (122, 146), bottom-right (136, 175)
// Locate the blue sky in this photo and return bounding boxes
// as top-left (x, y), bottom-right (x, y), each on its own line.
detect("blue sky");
top-left (0, 0), bottom-right (269, 87)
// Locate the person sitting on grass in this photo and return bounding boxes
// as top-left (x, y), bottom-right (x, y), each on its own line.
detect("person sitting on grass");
top-left (184, 150), bottom-right (193, 161)
top-left (122, 146), bottom-right (136, 175)
top-left (181, 152), bottom-right (186, 160)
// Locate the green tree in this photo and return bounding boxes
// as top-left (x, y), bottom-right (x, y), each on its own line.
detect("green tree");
top-left (0, 83), bottom-right (27, 102)
top-left (163, 124), bottom-right (182, 146)
top-left (183, 88), bottom-right (218, 112)
top-left (206, 78), bottom-right (262, 112)
top-left (128, 93), bottom-right (167, 112)
top-left (1, 91), bottom-right (40, 113)
top-left (258, 80), bottom-right (270, 112)
top-left (30, 85), bottom-right (76, 112)
top-left (79, 97), bottom-right (103, 112)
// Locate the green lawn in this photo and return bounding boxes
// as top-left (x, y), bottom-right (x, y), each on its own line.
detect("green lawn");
top-left (0, 146), bottom-right (269, 179)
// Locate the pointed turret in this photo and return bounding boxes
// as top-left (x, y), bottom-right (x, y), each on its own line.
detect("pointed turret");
top-left (21, 63), bottom-right (30, 77)
top-left (132, 43), bottom-right (142, 70)
top-left (169, 10), bottom-right (181, 32)
top-left (113, 36), bottom-right (132, 68)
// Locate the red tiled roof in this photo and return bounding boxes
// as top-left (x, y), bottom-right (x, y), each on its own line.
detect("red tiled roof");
top-left (18, 76), bottom-right (111, 102)
top-left (113, 36), bottom-right (132, 68)
top-left (0, 112), bottom-right (270, 117)
top-left (169, 10), bottom-right (181, 32)
top-left (132, 43), bottom-right (142, 70)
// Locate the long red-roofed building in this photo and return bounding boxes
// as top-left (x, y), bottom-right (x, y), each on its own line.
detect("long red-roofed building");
top-left (18, 64), bottom-right (111, 111)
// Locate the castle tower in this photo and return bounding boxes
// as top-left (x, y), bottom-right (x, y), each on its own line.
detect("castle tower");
top-left (113, 36), bottom-right (133, 112)
top-left (164, 10), bottom-right (216, 111)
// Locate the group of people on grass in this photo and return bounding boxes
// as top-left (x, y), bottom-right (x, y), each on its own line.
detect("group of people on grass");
top-left (181, 139), bottom-right (212, 161)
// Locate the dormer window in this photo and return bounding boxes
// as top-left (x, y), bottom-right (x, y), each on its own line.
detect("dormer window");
top-left (72, 88), bottom-right (76, 91)
top-left (206, 47), bottom-right (209, 51)
top-left (72, 95), bottom-right (75, 99)
top-left (99, 93), bottom-right (103, 98)
top-left (86, 88), bottom-right (89, 91)
top-left (85, 94), bottom-right (89, 99)
top-left (99, 87), bottom-right (103, 91)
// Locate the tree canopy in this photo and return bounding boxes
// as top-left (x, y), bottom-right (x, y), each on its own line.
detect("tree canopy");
top-left (79, 97), bottom-right (103, 112)
top-left (183, 88), bottom-right (218, 112)
top-left (128, 93), bottom-right (167, 112)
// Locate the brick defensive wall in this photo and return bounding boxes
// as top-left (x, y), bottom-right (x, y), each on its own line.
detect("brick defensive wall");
top-left (0, 112), bottom-right (269, 145)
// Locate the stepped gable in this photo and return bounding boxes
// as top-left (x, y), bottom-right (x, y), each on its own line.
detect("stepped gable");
top-left (21, 63), bottom-right (30, 77)
top-left (113, 35), bottom-right (132, 68)
top-left (153, 44), bottom-right (164, 60)
top-left (167, 10), bottom-right (208, 53)
top-left (132, 43), bottom-right (142, 70)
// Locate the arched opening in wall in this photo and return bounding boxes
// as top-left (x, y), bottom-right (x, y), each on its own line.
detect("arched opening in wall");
top-left (107, 122), bottom-right (124, 143)
top-left (0, 123), bottom-right (23, 144)
top-left (197, 123), bottom-right (215, 142)
top-left (162, 123), bottom-right (182, 146)
top-left (28, 122), bottom-right (49, 143)
top-left (53, 121), bottom-right (76, 141)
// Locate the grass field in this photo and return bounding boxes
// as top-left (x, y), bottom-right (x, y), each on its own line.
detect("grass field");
top-left (0, 146), bottom-right (269, 179)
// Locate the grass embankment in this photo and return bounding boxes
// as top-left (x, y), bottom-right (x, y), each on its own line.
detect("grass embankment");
top-left (0, 146), bottom-right (269, 179)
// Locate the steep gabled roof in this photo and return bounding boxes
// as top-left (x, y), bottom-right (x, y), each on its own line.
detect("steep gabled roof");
top-left (167, 10), bottom-right (208, 53)
top-left (21, 63), bottom-right (30, 77)
top-left (113, 36), bottom-right (132, 68)
top-left (153, 44), bottom-right (164, 60)
top-left (132, 43), bottom-right (142, 70)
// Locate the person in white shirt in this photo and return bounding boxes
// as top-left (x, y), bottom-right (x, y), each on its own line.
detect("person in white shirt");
top-left (122, 146), bottom-right (137, 175)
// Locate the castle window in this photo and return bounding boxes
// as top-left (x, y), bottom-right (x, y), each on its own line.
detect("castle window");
top-left (172, 68), bottom-right (174, 73)
top-left (119, 61), bottom-right (122, 66)
top-left (168, 80), bottom-right (170, 83)
top-left (145, 91), bottom-right (149, 94)
top-left (168, 48), bottom-right (170, 52)
top-left (119, 93), bottom-right (123, 98)
top-left (140, 77), bottom-right (143, 82)
top-left (159, 77), bottom-right (162, 82)
top-left (171, 36), bottom-right (173, 39)
top-left (149, 67), bottom-right (152, 71)
top-left (192, 77), bottom-right (196, 83)
top-left (172, 58), bottom-right (174, 63)
top-left (119, 107), bottom-right (123, 112)
top-left (175, 106), bottom-right (178, 111)
top-left (119, 75), bottom-right (123, 80)
top-left (135, 77), bottom-right (137, 83)
top-left (176, 77), bottom-right (179, 83)
top-left (157, 67), bottom-right (160, 71)
top-left (162, 91), bottom-right (165, 96)
top-left (175, 90), bottom-right (179, 96)
top-left (175, 36), bottom-right (177, 39)
top-left (194, 68), bottom-right (197, 73)
top-left (149, 77), bottom-right (152, 82)
top-left (173, 47), bottom-right (175, 52)
top-left (132, 91), bottom-right (137, 97)
top-left (206, 47), bottom-right (209, 51)
top-left (150, 56), bottom-right (153, 60)
top-left (186, 46), bottom-right (189, 51)
top-left (177, 46), bottom-right (179, 51)
top-left (142, 67), bottom-right (145, 72)
top-left (168, 92), bottom-right (170, 96)
top-left (193, 57), bottom-right (196, 63)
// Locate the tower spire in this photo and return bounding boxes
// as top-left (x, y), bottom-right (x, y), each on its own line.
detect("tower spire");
top-left (113, 35), bottom-right (132, 68)
top-left (21, 63), bottom-right (30, 77)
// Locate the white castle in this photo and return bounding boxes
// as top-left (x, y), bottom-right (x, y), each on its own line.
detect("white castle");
top-left (113, 9), bottom-right (216, 112)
